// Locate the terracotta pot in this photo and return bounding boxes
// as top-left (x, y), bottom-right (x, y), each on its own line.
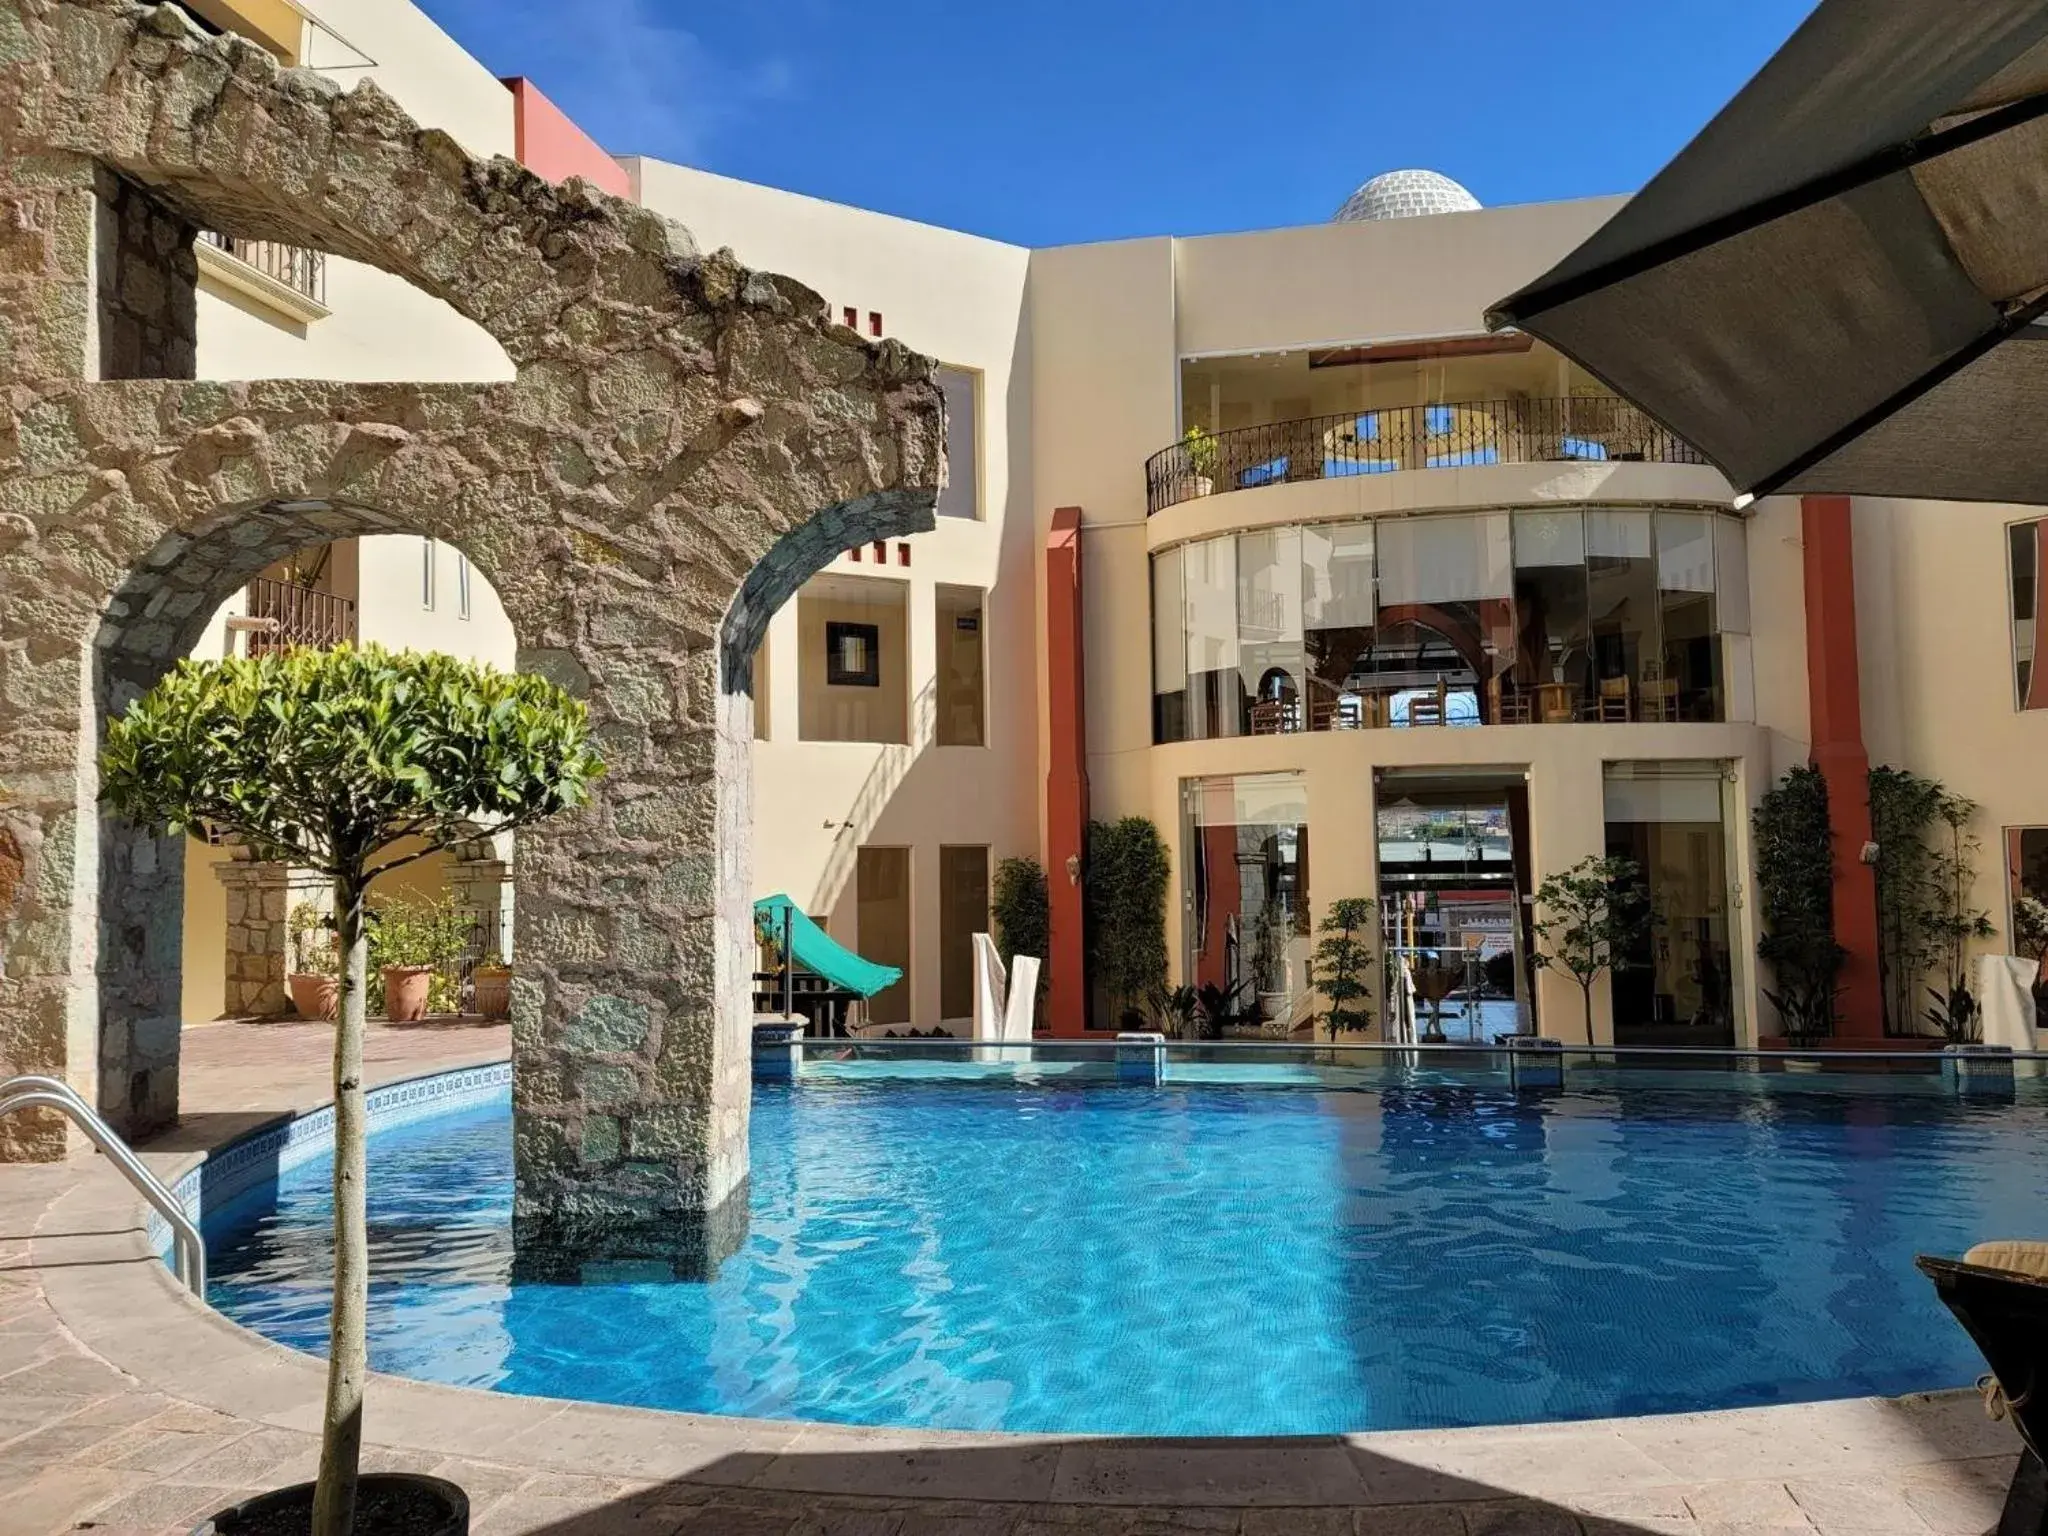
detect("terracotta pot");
top-left (382, 964), bottom-right (433, 1022)
top-left (472, 966), bottom-right (511, 1020)
top-left (193, 1473), bottom-right (467, 1536)
top-left (285, 973), bottom-right (337, 1022)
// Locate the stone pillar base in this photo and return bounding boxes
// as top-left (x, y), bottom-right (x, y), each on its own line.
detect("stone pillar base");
top-left (509, 1183), bottom-right (750, 1284)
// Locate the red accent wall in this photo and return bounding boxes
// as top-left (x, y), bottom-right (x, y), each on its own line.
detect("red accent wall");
top-left (1800, 495), bottom-right (1883, 1041)
top-left (501, 78), bottom-right (632, 200)
top-left (1045, 508), bottom-right (1090, 1035)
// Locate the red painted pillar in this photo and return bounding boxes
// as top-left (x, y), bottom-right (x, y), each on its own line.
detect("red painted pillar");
top-left (1045, 507), bottom-right (1090, 1035)
top-left (1800, 495), bottom-right (1883, 1041)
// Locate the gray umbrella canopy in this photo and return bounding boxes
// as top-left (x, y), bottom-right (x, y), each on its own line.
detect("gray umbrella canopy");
top-left (1489, 0), bottom-right (2048, 505)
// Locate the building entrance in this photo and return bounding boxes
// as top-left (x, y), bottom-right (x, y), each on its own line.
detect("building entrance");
top-left (1375, 771), bottom-right (1536, 1043)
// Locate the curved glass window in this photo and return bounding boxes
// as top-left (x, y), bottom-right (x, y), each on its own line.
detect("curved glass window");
top-left (1153, 508), bottom-right (1750, 742)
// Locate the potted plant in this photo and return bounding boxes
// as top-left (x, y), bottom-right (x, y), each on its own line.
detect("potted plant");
top-left (286, 901), bottom-right (340, 1022)
top-left (1312, 897), bottom-right (1375, 1040)
top-left (1082, 816), bottom-right (1170, 1030)
top-left (1150, 982), bottom-right (1200, 1040)
top-left (1183, 425), bottom-right (1220, 496)
top-left (471, 949), bottom-right (512, 1020)
top-left (1753, 765), bottom-right (1846, 1050)
top-left (101, 644), bottom-right (601, 1536)
top-left (369, 896), bottom-right (473, 1023)
top-left (1531, 854), bottom-right (1653, 1044)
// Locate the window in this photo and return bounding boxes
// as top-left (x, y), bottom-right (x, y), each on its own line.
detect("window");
top-left (420, 538), bottom-right (435, 609)
top-left (2011, 518), bottom-right (2048, 710)
top-left (456, 550), bottom-right (471, 621)
top-left (939, 845), bottom-right (990, 1021)
top-left (825, 621), bottom-right (880, 687)
top-left (935, 586), bottom-right (985, 747)
top-left (2008, 827), bottom-right (2048, 951)
top-left (857, 846), bottom-right (912, 1027)
top-left (1183, 774), bottom-right (1311, 1033)
top-left (936, 366), bottom-right (980, 519)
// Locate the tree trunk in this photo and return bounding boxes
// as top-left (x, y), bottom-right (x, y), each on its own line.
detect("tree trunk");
top-left (312, 870), bottom-right (368, 1536)
top-left (1579, 978), bottom-right (1596, 1046)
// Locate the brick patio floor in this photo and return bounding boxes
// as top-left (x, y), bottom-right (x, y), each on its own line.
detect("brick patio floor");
top-left (0, 1019), bottom-right (2022, 1535)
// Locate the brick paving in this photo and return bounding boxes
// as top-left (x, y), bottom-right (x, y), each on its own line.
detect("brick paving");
top-left (0, 1019), bottom-right (2023, 1535)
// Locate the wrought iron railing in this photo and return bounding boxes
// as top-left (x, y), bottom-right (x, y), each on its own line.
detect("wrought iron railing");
top-left (198, 230), bottom-right (326, 305)
top-left (242, 576), bottom-right (356, 653)
top-left (1146, 396), bottom-right (1706, 515)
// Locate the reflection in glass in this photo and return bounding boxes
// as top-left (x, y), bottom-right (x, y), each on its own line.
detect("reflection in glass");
top-left (1604, 764), bottom-right (1733, 1047)
top-left (1149, 509), bottom-right (1748, 740)
top-left (1587, 511), bottom-right (1656, 722)
top-left (2012, 519), bottom-right (2048, 711)
top-left (1184, 774), bottom-right (1312, 1034)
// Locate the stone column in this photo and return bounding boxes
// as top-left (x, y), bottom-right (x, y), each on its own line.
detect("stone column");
top-left (214, 856), bottom-right (291, 1018)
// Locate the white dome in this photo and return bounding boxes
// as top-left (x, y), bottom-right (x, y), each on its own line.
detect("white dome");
top-left (1333, 169), bottom-right (1482, 222)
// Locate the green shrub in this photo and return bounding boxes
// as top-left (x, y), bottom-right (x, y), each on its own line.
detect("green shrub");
top-left (1084, 816), bottom-right (1170, 1020)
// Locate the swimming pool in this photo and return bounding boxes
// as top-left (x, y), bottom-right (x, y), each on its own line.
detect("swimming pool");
top-left (201, 1061), bottom-right (2048, 1436)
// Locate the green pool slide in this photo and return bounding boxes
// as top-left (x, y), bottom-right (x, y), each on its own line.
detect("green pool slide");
top-left (753, 893), bottom-right (902, 999)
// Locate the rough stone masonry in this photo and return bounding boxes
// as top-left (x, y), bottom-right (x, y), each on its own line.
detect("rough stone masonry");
top-left (0, 0), bottom-right (944, 1245)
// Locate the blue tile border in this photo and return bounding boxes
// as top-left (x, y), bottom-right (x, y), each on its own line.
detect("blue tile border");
top-left (148, 1061), bottom-right (510, 1256)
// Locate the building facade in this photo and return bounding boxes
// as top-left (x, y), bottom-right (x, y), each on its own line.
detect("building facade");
top-left (156, 0), bottom-right (2048, 1048)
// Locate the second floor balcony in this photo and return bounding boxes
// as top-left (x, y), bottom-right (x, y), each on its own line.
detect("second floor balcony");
top-left (230, 574), bottom-right (357, 656)
top-left (1146, 395), bottom-right (1706, 516)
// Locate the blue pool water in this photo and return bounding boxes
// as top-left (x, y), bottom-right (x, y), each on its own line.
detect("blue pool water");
top-left (203, 1068), bottom-right (2048, 1436)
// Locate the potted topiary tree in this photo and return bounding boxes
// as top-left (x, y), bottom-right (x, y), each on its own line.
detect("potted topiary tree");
top-left (101, 644), bottom-right (602, 1536)
top-left (1183, 425), bottom-right (1220, 496)
top-left (1531, 854), bottom-right (1652, 1044)
top-left (1753, 765), bottom-right (1846, 1048)
top-left (1312, 897), bottom-right (1375, 1040)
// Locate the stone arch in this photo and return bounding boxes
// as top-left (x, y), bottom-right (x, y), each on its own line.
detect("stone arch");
top-left (0, 0), bottom-right (944, 1240)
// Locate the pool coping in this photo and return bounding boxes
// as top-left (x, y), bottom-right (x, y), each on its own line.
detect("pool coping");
top-left (23, 1059), bottom-right (2027, 1511)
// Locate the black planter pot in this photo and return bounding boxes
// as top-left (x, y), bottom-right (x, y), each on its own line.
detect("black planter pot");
top-left (193, 1474), bottom-right (468, 1536)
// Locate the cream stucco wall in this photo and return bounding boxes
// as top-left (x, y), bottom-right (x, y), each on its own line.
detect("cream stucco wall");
top-left (627, 158), bottom-right (1037, 1028)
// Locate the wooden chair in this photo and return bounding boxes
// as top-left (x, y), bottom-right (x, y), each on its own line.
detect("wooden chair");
top-left (1640, 669), bottom-right (1679, 722)
top-left (1490, 676), bottom-right (1534, 725)
top-left (1596, 675), bottom-right (1632, 722)
top-left (1407, 681), bottom-right (1449, 727)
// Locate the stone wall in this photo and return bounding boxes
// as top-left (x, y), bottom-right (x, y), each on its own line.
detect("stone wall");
top-left (0, 0), bottom-right (944, 1219)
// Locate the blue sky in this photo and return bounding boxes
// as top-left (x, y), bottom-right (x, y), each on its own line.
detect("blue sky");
top-left (416, 0), bottom-right (1815, 247)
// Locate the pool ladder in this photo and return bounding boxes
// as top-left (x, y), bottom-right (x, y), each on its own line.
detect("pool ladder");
top-left (0, 1074), bottom-right (206, 1299)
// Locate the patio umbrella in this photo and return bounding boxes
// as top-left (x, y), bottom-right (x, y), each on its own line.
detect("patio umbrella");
top-left (1486, 1), bottom-right (2048, 506)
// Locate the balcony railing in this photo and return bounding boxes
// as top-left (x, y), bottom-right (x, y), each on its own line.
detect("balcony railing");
top-left (239, 576), bottom-right (357, 654)
top-left (1145, 396), bottom-right (1706, 515)
top-left (197, 231), bottom-right (326, 305)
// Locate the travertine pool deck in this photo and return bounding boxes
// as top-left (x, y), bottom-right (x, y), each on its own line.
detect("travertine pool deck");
top-left (0, 1020), bottom-right (2023, 1535)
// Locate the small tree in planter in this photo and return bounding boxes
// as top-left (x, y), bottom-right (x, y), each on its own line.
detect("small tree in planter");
top-left (101, 645), bottom-right (601, 1536)
top-left (991, 855), bottom-right (1050, 1023)
top-left (1531, 855), bottom-right (1652, 1044)
top-left (1312, 897), bottom-right (1375, 1040)
top-left (1083, 816), bottom-right (1170, 1025)
top-left (1753, 765), bottom-right (1845, 1045)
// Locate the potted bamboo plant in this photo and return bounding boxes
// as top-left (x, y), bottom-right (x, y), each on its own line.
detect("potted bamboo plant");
top-left (102, 645), bottom-right (601, 1536)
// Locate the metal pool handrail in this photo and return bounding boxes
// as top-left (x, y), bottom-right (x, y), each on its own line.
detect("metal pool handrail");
top-left (0, 1074), bottom-right (205, 1298)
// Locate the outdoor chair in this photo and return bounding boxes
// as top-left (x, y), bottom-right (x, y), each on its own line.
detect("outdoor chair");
top-left (1596, 675), bottom-right (1633, 722)
top-left (1918, 1242), bottom-right (2048, 1536)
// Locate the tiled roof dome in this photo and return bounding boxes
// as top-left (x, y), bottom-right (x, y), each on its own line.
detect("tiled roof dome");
top-left (1333, 169), bottom-right (1482, 222)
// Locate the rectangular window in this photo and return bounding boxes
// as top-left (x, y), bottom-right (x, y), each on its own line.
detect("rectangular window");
top-left (1586, 510), bottom-right (1657, 721)
top-left (935, 585), bottom-right (985, 747)
top-left (456, 551), bottom-right (472, 621)
top-left (939, 845), bottom-right (990, 1021)
top-left (936, 366), bottom-right (980, 519)
top-left (749, 641), bottom-right (770, 742)
top-left (1183, 535), bottom-right (1241, 738)
top-left (857, 846), bottom-right (912, 1027)
top-left (1655, 511), bottom-right (1718, 721)
top-left (824, 621), bottom-right (880, 686)
top-left (1238, 528), bottom-right (1304, 735)
top-left (2008, 827), bottom-right (2048, 950)
top-left (1301, 522), bottom-right (1374, 731)
top-left (1373, 512), bottom-right (1512, 729)
top-left (420, 538), bottom-right (435, 610)
top-left (2012, 519), bottom-right (2047, 710)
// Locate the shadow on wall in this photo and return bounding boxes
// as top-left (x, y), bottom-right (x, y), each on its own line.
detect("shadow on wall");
top-left (810, 676), bottom-right (937, 916)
